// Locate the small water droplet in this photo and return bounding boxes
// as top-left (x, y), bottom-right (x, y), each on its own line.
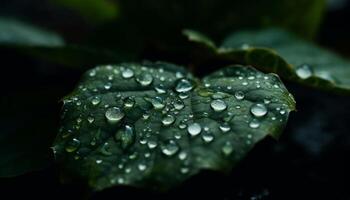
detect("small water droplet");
top-left (147, 139), bottom-right (158, 149)
top-left (65, 138), bottom-right (80, 153)
top-left (91, 97), bottom-right (101, 105)
top-left (122, 68), bottom-right (134, 79)
top-left (115, 125), bottom-right (135, 149)
top-left (221, 141), bottom-right (233, 156)
top-left (104, 82), bottom-right (112, 90)
top-left (210, 99), bottom-right (227, 112)
top-left (235, 91), bottom-right (245, 100)
top-left (250, 104), bottom-right (268, 117)
top-left (180, 167), bottom-right (190, 174)
top-left (162, 115), bottom-right (175, 126)
top-left (202, 132), bottom-right (214, 143)
top-left (146, 96), bottom-right (165, 109)
top-left (105, 107), bottom-right (125, 123)
top-left (123, 97), bottom-right (135, 109)
top-left (136, 73), bottom-right (153, 86)
top-left (296, 64), bottom-right (313, 79)
top-left (138, 163), bottom-right (147, 171)
top-left (154, 84), bottom-right (166, 94)
top-left (219, 123), bottom-right (231, 133)
top-left (178, 151), bottom-right (188, 160)
top-left (96, 159), bottom-right (103, 164)
top-left (174, 99), bottom-right (185, 110)
top-left (87, 116), bottom-right (95, 123)
top-left (89, 70), bottom-right (96, 77)
top-left (100, 142), bottom-right (112, 156)
top-left (280, 110), bottom-right (286, 115)
top-left (161, 140), bottom-right (180, 156)
top-left (175, 79), bottom-right (193, 93)
top-left (187, 123), bottom-right (202, 136)
top-left (249, 119), bottom-right (260, 129)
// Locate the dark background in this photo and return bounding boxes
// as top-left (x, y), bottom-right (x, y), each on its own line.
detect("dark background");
top-left (0, 0), bottom-right (349, 199)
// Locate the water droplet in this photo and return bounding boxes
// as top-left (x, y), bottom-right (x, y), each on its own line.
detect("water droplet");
top-left (162, 115), bottom-right (175, 126)
top-left (249, 119), bottom-right (260, 129)
top-left (250, 104), bottom-right (268, 117)
top-left (187, 123), bottom-right (202, 136)
top-left (136, 73), bottom-right (153, 86)
top-left (138, 163), bottom-right (147, 171)
top-left (161, 140), bottom-right (180, 156)
top-left (210, 99), bottom-right (227, 112)
top-left (221, 141), bottom-right (233, 156)
top-left (146, 96), bottom-right (165, 109)
top-left (296, 64), bottom-right (313, 79)
top-left (105, 107), bottom-right (125, 123)
top-left (155, 84), bottom-right (166, 94)
top-left (65, 138), bottom-right (80, 153)
top-left (175, 79), bottom-right (193, 93)
top-left (280, 110), bottom-right (286, 115)
top-left (235, 91), bottom-right (245, 100)
top-left (179, 93), bottom-right (189, 99)
top-left (104, 82), bottom-right (112, 90)
top-left (89, 70), bottom-right (96, 77)
top-left (219, 123), bottom-right (231, 133)
top-left (87, 116), bottom-right (95, 123)
top-left (122, 68), bottom-right (134, 79)
top-left (147, 139), bottom-right (158, 149)
top-left (178, 151), bottom-right (188, 160)
top-left (202, 132), bottom-right (214, 143)
top-left (115, 125), bottom-right (135, 149)
top-left (96, 159), bottom-right (103, 164)
top-left (180, 167), bottom-right (190, 174)
top-left (174, 99), bottom-right (185, 110)
top-left (100, 142), bottom-right (112, 156)
top-left (123, 97), bottom-right (135, 108)
top-left (91, 97), bottom-right (101, 105)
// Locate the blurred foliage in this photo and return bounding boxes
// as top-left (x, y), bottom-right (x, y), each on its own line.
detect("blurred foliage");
top-left (51, 0), bottom-right (119, 24)
top-left (184, 28), bottom-right (350, 94)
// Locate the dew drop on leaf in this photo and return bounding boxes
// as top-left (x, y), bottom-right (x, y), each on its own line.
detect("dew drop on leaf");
top-left (105, 107), bottom-right (125, 123)
top-left (296, 64), bottom-right (313, 79)
top-left (234, 91), bottom-right (245, 100)
top-left (161, 140), bottom-right (180, 156)
top-left (122, 68), bottom-right (134, 79)
top-left (123, 97), bottom-right (135, 109)
top-left (175, 79), bottom-right (193, 93)
top-left (162, 114), bottom-right (175, 126)
top-left (210, 99), bottom-right (227, 112)
top-left (250, 104), bottom-right (268, 117)
top-left (65, 138), bottom-right (80, 153)
top-left (91, 96), bottom-right (101, 105)
top-left (136, 73), bottom-right (153, 86)
top-left (187, 123), bottom-right (202, 136)
top-left (221, 141), bottom-right (233, 156)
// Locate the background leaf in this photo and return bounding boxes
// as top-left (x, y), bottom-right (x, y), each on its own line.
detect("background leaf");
top-left (53, 62), bottom-right (295, 191)
top-left (0, 18), bottom-right (64, 47)
top-left (185, 29), bottom-right (350, 94)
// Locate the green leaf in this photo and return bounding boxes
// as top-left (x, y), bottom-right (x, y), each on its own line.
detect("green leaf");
top-left (51, 0), bottom-right (119, 23)
top-left (185, 29), bottom-right (350, 94)
top-left (0, 18), bottom-right (64, 47)
top-left (53, 62), bottom-right (295, 191)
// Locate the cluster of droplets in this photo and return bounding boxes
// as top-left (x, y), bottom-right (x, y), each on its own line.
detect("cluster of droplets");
top-left (58, 64), bottom-right (294, 185)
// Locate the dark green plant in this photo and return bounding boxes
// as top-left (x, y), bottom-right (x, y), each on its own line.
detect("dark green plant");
top-left (0, 0), bottom-right (349, 195)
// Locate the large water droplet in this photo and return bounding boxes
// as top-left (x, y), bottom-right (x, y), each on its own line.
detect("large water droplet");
top-left (250, 104), bottom-right (268, 117)
top-left (136, 73), bottom-right (153, 86)
top-left (65, 138), bottom-right (80, 153)
top-left (234, 91), bottom-right (245, 100)
top-left (122, 68), bottom-right (134, 79)
top-left (296, 64), bottom-right (313, 79)
top-left (105, 107), bottom-right (125, 123)
top-left (161, 140), bottom-right (180, 156)
top-left (210, 99), bottom-right (227, 112)
top-left (187, 123), bottom-right (202, 136)
top-left (175, 79), bottom-right (193, 93)
top-left (162, 115), bottom-right (175, 126)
